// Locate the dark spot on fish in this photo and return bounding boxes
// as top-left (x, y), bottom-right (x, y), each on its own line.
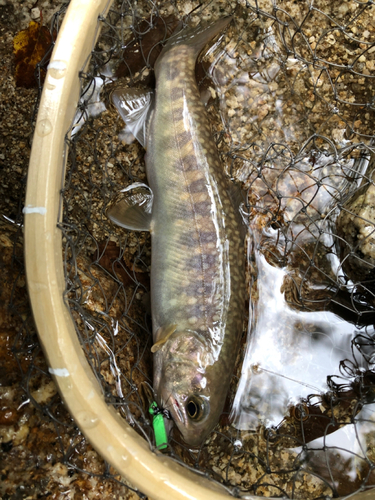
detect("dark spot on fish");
top-left (194, 200), bottom-right (212, 215)
top-left (202, 280), bottom-right (214, 296)
top-left (199, 231), bottom-right (217, 244)
top-left (184, 280), bottom-right (203, 297)
top-left (182, 154), bottom-right (198, 171)
top-left (189, 178), bottom-right (207, 193)
top-left (171, 86), bottom-right (183, 102)
top-left (177, 130), bottom-right (192, 147)
top-left (187, 304), bottom-right (204, 319)
top-left (186, 253), bottom-right (204, 270)
top-left (203, 253), bottom-right (217, 268)
top-left (169, 65), bottom-right (181, 81)
top-left (184, 277), bottom-right (214, 298)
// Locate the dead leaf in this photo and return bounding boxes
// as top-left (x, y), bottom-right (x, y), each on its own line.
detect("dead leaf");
top-left (116, 15), bottom-right (179, 85)
top-left (13, 20), bottom-right (52, 88)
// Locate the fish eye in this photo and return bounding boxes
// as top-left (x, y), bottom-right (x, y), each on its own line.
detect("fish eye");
top-left (186, 395), bottom-right (207, 421)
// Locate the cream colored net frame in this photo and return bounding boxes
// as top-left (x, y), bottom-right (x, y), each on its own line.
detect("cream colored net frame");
top-left (23, 0), bottom-right (374, 499)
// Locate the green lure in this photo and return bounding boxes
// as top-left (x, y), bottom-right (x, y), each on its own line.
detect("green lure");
top-left (149, 401), bottom-right (168, 450)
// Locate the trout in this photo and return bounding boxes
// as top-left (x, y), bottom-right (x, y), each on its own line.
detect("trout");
top-left (108, 17), bottom-right (246, 447)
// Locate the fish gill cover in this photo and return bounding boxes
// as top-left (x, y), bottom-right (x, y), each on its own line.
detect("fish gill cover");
top-left (2, 0), bottom-right (375, 498)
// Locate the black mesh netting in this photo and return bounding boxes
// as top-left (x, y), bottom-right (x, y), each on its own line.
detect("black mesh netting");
top-left (4, 0), bottom-right (375, 498)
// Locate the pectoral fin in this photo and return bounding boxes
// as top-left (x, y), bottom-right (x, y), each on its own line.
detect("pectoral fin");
top-left (112, 87), bottom-right (155, 148)
top-left (107, 182), bottom-right (153, 232)
top-left (151, 324), bottom-right (177, 353)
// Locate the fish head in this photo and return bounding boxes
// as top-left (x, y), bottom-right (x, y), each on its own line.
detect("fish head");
top-left (153, 329), bottom-right (219, 448)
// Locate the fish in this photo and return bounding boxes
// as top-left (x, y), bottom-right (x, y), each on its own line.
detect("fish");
top-left (108, 16), bottom-right (246, 447)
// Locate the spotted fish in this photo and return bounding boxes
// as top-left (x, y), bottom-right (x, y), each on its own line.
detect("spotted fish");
top-left (108, 16), bottom-right (246, 447)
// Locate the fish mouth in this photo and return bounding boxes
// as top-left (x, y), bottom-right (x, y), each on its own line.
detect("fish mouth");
top-left (167, 394), bottom-right (187, 427)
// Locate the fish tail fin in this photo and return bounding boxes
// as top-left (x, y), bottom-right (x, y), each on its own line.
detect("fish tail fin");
top-left (156, 16), bottom-right (232, 69)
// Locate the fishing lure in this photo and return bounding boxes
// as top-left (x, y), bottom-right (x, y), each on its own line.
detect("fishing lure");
top-left (149, 401), bottom-right (170, 450)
